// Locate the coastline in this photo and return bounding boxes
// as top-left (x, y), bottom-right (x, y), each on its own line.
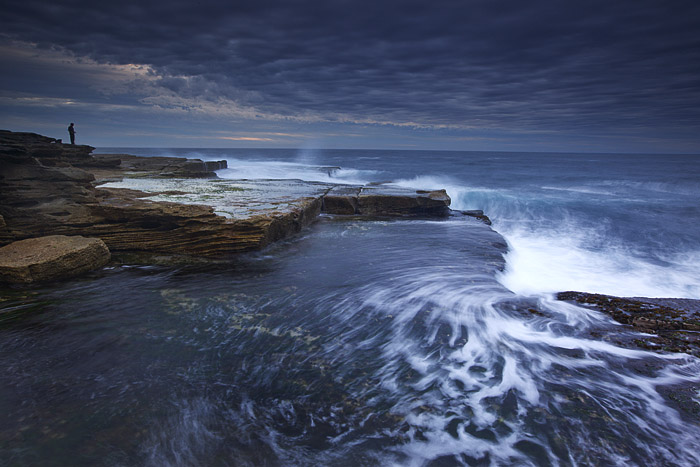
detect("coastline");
top-left (2, 128), bottom-right (699, 363)
top-left (0, 130), bottom-right (457, 268)
top-left (2, 130), bottom-right (700, 464)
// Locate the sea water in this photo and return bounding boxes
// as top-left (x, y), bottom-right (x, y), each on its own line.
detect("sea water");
top-left (1, 148), bottom-right (699, 465)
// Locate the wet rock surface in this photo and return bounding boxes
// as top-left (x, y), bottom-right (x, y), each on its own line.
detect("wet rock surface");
top-left (0, 235), bottom-right (110, 283)
top-left (557, 291), bottom-right (700, 356)
top-left (100, 178), bottom-right (331, 220)
top-left (92, 179), bottom-right (327, 256)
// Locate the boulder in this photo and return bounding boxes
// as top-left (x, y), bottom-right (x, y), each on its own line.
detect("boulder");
top-left (0, 235), bottom-right (111, 283)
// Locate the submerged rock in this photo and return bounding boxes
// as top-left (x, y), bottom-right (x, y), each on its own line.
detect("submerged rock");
top-left (557, 291), bottom-right (700, 356)
top-left (0, 235), bottom-right (110, 283)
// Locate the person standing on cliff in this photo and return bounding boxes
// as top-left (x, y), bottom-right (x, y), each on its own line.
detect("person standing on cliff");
top-left (68, 123), bottom-right (76, 145)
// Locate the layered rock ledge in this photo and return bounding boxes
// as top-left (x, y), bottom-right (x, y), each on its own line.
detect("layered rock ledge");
top-left (1, 130), bottom-right (458, 264)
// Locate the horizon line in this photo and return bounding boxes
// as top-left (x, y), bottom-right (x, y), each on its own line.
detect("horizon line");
top-left (93, 146), bottom-right (700, 156)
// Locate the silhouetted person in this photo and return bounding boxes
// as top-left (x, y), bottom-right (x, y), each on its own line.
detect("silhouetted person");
top-left (68, 123), bottom-right (76, 145)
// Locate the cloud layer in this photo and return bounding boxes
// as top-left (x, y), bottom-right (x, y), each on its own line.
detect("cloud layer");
top-left (1, 0), bottom-right (699, 150)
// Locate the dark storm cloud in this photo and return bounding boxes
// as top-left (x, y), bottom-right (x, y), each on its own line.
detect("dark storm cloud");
top-left (2, 0), bottom-right (699, 138)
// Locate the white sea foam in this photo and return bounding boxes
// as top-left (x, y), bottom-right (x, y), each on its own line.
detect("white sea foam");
top-left (392, 175), bottom-right (491, 206)
top-left (540, 185), bottom-right (615, 196)
top-left (391, 174), bottom-right (700, 299)
top-left (216, 157), bottom-right (377, 185)
top-left (496, 224), bottom-right (700, 299)
top-left (604, 179), bottom-right (700, 196)
top-left (321, 257), bottom-right (700, 465)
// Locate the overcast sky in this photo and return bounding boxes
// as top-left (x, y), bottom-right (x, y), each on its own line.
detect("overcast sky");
top-left (1, 0), bottom-right (699, 152)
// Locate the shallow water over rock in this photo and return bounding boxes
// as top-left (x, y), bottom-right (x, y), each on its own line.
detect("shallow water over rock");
top-left (2, 216), bottom-right (699, 466)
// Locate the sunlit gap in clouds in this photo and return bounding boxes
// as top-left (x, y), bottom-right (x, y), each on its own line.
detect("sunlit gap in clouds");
top-left (218, 136), bottom-right (274, 142)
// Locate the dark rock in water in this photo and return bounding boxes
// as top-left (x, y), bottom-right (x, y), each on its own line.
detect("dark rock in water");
top-left (357, 186), bottom-right (451, 217)
top-left (557, 293), bottom-right (700, 422)
top-left (319, 166), bottom-right (341, 176)
top-left (162, 159), bottom-right (228, 178)
top-left (0, 235), bottom-right (110, 283)
top-left (321, 185), bottom-right (451, 217)
top-left (557, 291), bottom-right (700, 356)
top-left (322, 186), bottom-right (361, 214)
top-left (453, 209), bottom-right (493, 225)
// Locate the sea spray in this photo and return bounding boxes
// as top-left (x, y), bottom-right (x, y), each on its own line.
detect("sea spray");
top-left (217, 158), bottom-right (379, 185)
top-left (390, 171), bottom-right (700, 299)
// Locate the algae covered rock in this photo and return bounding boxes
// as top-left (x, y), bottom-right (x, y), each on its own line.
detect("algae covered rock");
top-left (0, 235), bottom-right (110, 283)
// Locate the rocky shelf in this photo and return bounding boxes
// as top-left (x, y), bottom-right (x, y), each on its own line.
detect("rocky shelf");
top-left (3, 130), bottom-right (699, 365)
top-left (0, 130), bottom-right (482, 275)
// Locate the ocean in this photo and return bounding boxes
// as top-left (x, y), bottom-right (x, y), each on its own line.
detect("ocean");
top-left (1, 148), bottom-right (699, 465)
